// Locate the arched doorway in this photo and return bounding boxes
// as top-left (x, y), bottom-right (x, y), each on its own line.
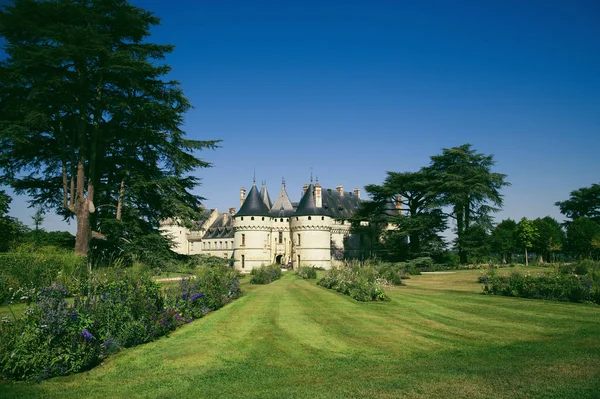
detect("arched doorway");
top-left (276, 254), bottom-right (283, 265)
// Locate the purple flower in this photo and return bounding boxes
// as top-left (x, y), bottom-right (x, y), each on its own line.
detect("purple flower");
top-left (81, 328), bottom-right (94, 340)
top-left (190, 293), bottom-right (204, 301)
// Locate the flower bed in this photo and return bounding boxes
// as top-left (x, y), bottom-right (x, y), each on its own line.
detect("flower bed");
top-left (0, 265), bottom-right (241, 380)
top-left (317, 265), bottom-right (386, 302)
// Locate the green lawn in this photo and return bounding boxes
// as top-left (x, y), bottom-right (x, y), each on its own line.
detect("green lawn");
top-left (2, 268), bottom-right (599, 398)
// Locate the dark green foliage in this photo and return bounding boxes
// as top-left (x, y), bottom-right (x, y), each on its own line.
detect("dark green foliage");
top-left (481, 260), bottom-right (600, 304)
top-left (249, 264), bottom-right (282, 284)
top-left (566, 217), bottom-right (600, 259)
top-left (360, 168), bottom-right (446, 260)
top-left (429, 144), bottom-right (509, 264)
top-left (0, 190), bottom-right (27, 252)
top-left (490, 219), bottom-right (518, 263)
top-left (555, 183), bottom-right (600, 223)
top-left (0, 0), bottom-right (219, 256)
top-left (0, 263), bottom-right (242, 380)
top-left (375, 263), bottom-right (409, 285)
top-left (164, 265), bottom-right (241, 320)
top-left (0, 284), bottom-right (102, 380)
top-left (21, 230), bottom-right (76, 250)
top-left (295, 266), bottom-right (317, 279)
top-left (531, 217), bottom-right (565, 263)
top-left (317, 264), bottom-right (387, 301)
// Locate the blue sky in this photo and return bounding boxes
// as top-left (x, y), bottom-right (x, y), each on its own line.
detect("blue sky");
top-left (4, 0), bottom-right (600, 236)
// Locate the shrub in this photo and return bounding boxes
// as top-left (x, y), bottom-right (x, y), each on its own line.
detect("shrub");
top-left (0, 264), bottom-right (242, 381)
top-left (0, 284), bottom-right (102, 380)
top-left (481, 268), bottom-right (600, 305)
top-left (164, 264), bottom-right (242, 320)
top-left (0, 245), bottom-right (87, 304)
top-left (317, 265), bottom-right (386, 302)
top-left (249, 264), bottom-right (282, 284)
top-left (295, 266), bottom-right (317, 279)
top-left (375, 263), bottom-right (408, 285)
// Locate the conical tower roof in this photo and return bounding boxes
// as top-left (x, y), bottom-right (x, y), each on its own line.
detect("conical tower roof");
top-left (294, 183), bottom-right (328, 216)
top-left (260, 183), bottom-right (272, 209)
top-left (236, 184), bottom-right (271, 217)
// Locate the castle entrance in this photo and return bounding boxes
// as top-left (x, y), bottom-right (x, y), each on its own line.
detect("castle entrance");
top-left (276, 255), bottom-right (283, 265)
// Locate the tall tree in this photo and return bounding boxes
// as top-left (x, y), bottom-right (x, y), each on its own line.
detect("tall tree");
top-left (0, 0), bottom-right (218, 256)
top-left (0, 189), bottom-right (27, 251)
top-left (517, 217), bottom-right (539, 266)
top-left (429, 144), bottom-right (509, 263)
top-left (555, 183), bottom-right (600, 223)
top-left (490, 218), bottom-right (518, 263)
top-left (566, 217), bottom-right (600, 259)
top-left (531, 216), bottom-right (564, 263)
top-left (363, 168), bottom-right (446, 259)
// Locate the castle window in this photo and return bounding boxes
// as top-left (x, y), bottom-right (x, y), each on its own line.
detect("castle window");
top-left (297, 234), bottom-right (301, 246)
top-left (322, 217), bottom-right (325, 221)
top-left (219, 241), bottom-right (223, 249)
top-left (296, 217), bottom-right (298, 221)
top-left (242, 255), bottom-right (245, 269)
top-left (241, 234), bottom-right (245, 246)
top-left (241, 217), bottom-right (244, 221)
top-left (280, 218), bottom-right (283, 222)
top-left (262, 217), bottom-right (265, 221)
top-left (251, 217), bottom-right (254, 221)
top-left (278, 231), bottom-right (282, 244)
top-left (308, 216), bottom-right (311, 221)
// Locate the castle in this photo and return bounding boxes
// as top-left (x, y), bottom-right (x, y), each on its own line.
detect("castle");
top-left (161, 178), bottom-right (400, 271)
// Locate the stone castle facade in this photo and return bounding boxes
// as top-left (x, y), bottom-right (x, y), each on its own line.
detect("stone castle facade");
top-left (160, 178), bottom-right (384, 271)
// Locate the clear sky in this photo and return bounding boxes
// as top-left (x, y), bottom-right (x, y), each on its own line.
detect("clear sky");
top-left (4, 0), bottom-right (600, 237)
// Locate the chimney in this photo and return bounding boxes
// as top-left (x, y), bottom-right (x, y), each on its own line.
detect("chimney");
top-left (240, 187), bottom-right (246, 208)
top-left (395, 196), bottom-right (402, 215)
top-left (303, 184), bottom-right (309, 195)
top-left (229, 207), bottom-right (236, 215)
top-left (223, 212), bottom-right (229, 225)
top-left (315, 183), bottom-right (322, 208)
top-left (354, 188), bottom-right (360, 199)
top-left (336, 185), bottom-right (344, 196)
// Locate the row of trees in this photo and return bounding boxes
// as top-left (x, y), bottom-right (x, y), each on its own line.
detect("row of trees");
top-left (1, 189), bottom-right (76, 251)
top-left (0, 0), bottom-right (216, 261)
top-left (353, 144), bottom-right (509, 264)
top-left (353, 145), bottom-right (600, 263)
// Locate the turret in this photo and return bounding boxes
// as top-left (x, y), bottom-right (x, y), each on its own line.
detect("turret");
top-left (233, 182), bottom-right (272, 272)
top-left (291, 183), bottom-right (332, 269)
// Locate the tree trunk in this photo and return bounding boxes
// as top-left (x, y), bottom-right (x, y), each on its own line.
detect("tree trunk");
top-left (74, 198), bottom-right (90, 256)
top-left (456, 206), bottom-right (467, 264)
top-left (116, 179), bottom-right (125, 221)
top-left (525, 247), bottom-right (528, 266)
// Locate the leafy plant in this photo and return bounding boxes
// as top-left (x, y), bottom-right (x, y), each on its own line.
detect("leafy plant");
top-left (249, 264), bottom-right (282, 285)
top-left (295, 266), bottom-right (317, 279)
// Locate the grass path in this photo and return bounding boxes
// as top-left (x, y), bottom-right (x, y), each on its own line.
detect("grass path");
top-left (2, 268), bottom-right (600, 398)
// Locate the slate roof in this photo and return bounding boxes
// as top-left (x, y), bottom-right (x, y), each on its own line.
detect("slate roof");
top-left (235, 184), bottom-right (271, 217)
top-left (202, 213), bottom-right (234, 239)
top-left (321, 187), bottom-right (362, 219)
top-left (189, 208), bottom-right (213, 231)
top-left (269, 183), bottom-right (295, 217)
top-left (260, 183), bottom-right (272, 209)
top-left (294, 184), bottom-right (329, 216)
top-left (294, 184), bottom-right (362, 218)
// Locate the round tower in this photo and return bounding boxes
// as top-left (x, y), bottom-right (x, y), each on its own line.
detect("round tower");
top-left (291, 182), bottom-right (333, 269)
top-left (233, 183), bottom-right (272, 272)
